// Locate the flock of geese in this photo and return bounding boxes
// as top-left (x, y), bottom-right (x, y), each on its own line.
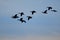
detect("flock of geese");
top-left (11, 7), bottom-right (57, 23)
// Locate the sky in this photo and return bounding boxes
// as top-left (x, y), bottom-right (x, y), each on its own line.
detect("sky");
top-left (0, 0), bottom-right (60, 40)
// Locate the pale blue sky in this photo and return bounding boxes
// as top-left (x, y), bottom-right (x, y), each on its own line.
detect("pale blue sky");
top-left (0, 0), bottom-right (60, 37)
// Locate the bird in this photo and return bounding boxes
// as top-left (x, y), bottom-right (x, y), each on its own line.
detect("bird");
top-left (47, 7), bottom-right (52, 10)
top-left (31, 10), bottom-right (36, 15)
top-left (18, 18), bottom-right (26, 23)
top-left (27, 16), bottom-right (32, 20)
top-left (51, 10), bottom-right (57, 12)
top-left (42, 10), bottom-right (48, 14)
top-left (19, 12), bottom-right (24, 16)
top-left (12, 14), bottom-right (19, 19)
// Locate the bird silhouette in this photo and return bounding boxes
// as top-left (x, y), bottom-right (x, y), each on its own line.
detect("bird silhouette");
top-left (27, 16), bottom-right (32, 20)
top-left (19, 12), bottom-right (24, 16)
top-left (31, 10), bottom-right (36, 15)
top-left (42, 10), bottom-right (48, 14)
top-left (47, 7), bottom-right (52, 10)
top-left (12, 14), bottom-right (19, 19)
top-left (18, 18), bottom-right (26, 23)
top-left (51, 10), bottom-right (57, 12)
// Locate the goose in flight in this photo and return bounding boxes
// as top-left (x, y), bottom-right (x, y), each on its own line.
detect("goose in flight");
top-left (31, 10), bottom-right (36, 15)
top-left (18, 18), bottom-right (26, 23)
top-left (27, 16), bottom-right (32, 20)
top-left (12, 14), bottom-right (19, 19)
top-left (42, 10), bottom-right (48, 14)
top-left (47, 7), bottom-right (52, 10)
top-left (19, 12), bottom-right (24, 16)
top-left (51, 10), bottom-right (57, 12)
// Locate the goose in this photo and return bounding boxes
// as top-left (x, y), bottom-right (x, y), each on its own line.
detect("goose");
top-left (42, 10), bottom-right (48, 14)
top-left (47, 7), bottom-right (52, 10)
top-left (12, 14), bottom-right (19, 19)
top-left (18, 18), bottom-right (26, 23)
top-left (31, 10), bottom-right (36, 15)
top-left (19, 12), bottom-right (24, 16)
top-left (51, 10), bottom-right (57, 12)
top-left (27, 16), bottom-right (32, 20)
